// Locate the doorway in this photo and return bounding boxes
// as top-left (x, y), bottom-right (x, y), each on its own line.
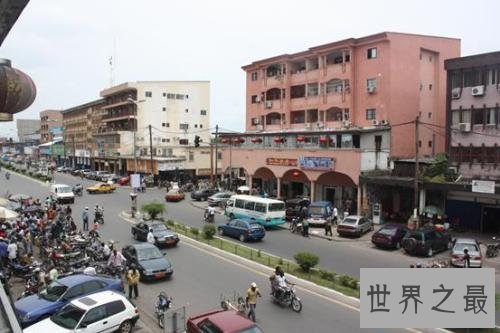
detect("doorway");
top-left (482, 206), bottom-right (500, 233)
top-left (324, 187), bottom-right (335, 205)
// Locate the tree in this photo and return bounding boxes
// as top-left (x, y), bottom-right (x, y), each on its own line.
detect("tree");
top-left (141, 201), bottom-right (165, 220)
top-left (294, 251), bottom-right (319, 272)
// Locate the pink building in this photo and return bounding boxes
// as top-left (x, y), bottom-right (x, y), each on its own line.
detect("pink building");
top-left (220, 32), bottom-right (460, 212)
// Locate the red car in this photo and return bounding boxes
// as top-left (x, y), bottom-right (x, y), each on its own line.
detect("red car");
top-left (187, 309), bottom-right (263, 333)
top-left (118, 175), bottom-right (130, 185)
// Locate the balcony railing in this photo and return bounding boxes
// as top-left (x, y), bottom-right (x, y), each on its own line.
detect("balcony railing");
top-left (102, 110), bottom-right (136, 122)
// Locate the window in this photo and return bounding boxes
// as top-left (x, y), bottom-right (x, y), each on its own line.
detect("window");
top-left (486, 108), bottom-right (496, 124)
top-left (82, 281), bottom-right (103, 294)
top-left (167, 93), bottom-right (175, 99)
top-left (367, 78), bottom-right (377, 91)
top-left (235, 199), bottom-right (245, 208)
top-left (461, 110), bottom-right (471, 123)
top-left (82, 306), bottom-right (107, 325)
top-left (175, 94), bottom-right (184, 100)
top-left (291, 110), bottom-right (305, 124)
top-left (251, 72), bottom-right (258, 81)
top-left (429, 55), bottom-right (433, 62)
top-left (166, 123), bottom-right (170, 127)
top-left (491, 69), bottom-right (497, 85)
top-left (255, 203), bottom-right (266, 213)
top-left (200, 109), bottom-right (207, 115)
top-left (367, 48), bottom-right (377, 59)
top-left (217, 152), bottom-right (222, 160)
top-left (162, 123), bottom-right (166, 127)
top-left (145, 91), bottom-right (152, 97)
top-left (428, 141), bottom-right (432, 148)
top-left (166, 138), bottom-right (170, 143)
top-left (341, 134), bottom-right (353, 148)
top-left (419, 83), bottom-right (423, 91)
top-left (194, 124), bottom-right (198, 128)
top-left (375, 135), bottom-right (382, 152)
top-left (161, 138), bottom-right (166, 142)
top-left (428, 112), bottom-right (432, 119)
top-left (472, 109), bottom-right (484, 125)
top-left (185, 94), bottom-right (189, 99)
top-left (244, 201), bottom-right (255, 211)
top-left (251, 95), bottom-right (259, 103)
top-left (200, 124), bottom-right (203, 128)
top-left (64, 285), bottom-right (84, 299)
top-left (179, 123), bottom-right (189, 130)
top-left (429, 84), bottom-right (433, 90)
top-left (451, 111), bottom-right (460, 125)
top-left (418, 140), bottom-right (422, 147)
top-left (162, 92), bottom-right (166, 97)
top-left (162, 107), bottom-right (166, 111)
top-left (105, 301), bottom-right (125, 317)
top-left (189, 151), bottom-right (194, 161)
top-left (306, 83), bottom-right (319, 96)
top-left (366, 108), bottom-right (376, 120)
top-left (179, 139), bottom-right (188, 145)
top-left (185, 108), bottom-right (189, 113)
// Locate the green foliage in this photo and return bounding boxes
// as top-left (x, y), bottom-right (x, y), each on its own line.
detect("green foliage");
top-left (202, 224), bottom-right (216, 239)
top-left (338, 275), bottom-right (358, 289)
top-left (190, 227), bottom-right (199, 235)
top-left (319, 269), bottom-right (337, 282)
top-left (294, 251), bottom-right (320, 272)
top-left (166, 219), bottom-right (175, 227)
top-left (141, 201), bottom-right (165, 220)
top-left (423, 153), bottom-right (448, 178)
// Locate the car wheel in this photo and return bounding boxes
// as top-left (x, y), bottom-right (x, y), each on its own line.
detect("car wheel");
top-left (119, 319), bottom-right (133, 333)
top-left (218, 228), bottom-right (224, 236)
top-left (427, 247), bottom-right (434, 257)
top-left (239, 234), bottom-right (246, 242)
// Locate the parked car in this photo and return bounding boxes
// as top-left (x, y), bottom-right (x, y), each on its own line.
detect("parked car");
top-left (131, 221), bottom-right (179, 247)
top-left (118, 176), bottom-right (130, 186)
top-left (85, 171), bottom-right (97, 180)
top-left (337, 215), bottom-right (373, 237)
top-left (402, 228), bottom-right (451, 257)
top-left (15, 274), bottom-right (124, 328)
top-left (23, 291), bottom-right (139, 333)
top-left (165, 189), bottom-right (185, 202)
top-left (207, 192), bottom-right (232, 207)
top-left (81, 169), bottom-right (92, 177)
top-left (371, 224), bottom-right (409, 249)
top-left (55, 166), bottom-right (65, 172)
top-left (187, 309), bottom-right (263, 333)
top-left (86, 183), bottom-right (116, 194)
top-left (285, 197), bottom-right (310, 221)
top-left (106, 174), bottom-right (121, 183)
top-left (97, 172), bottom-right (112, 181)
top-left (61, 166), bottom-right (74, 173)
top-left (121, 243), bottom-right (173, 280)
top-left (191, 188), bottom-right (218, 201)
top-left (217, 218), bottom-right (265, 242)
top-left (306, 201), bottom-right (333, 226)
top-left (71, 169), bottom-right (82, 176)
top-left (450, 238), bottom-right (482, 267)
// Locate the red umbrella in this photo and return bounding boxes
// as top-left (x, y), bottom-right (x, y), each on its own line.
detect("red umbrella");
top-left (251, 137), bottom-right (262, 143)
top-left (274, 137), bottom-right (284, 143)
top-left (221, 138), bottom-right (229, 144)
top-left (296, 135), bottom-right (305, 142)
top-left (234, 138), bottom-right (245, 144)
top-left (319, 136), bottom-right (328, 143)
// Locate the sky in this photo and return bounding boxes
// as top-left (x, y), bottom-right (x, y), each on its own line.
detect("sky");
top-left (1, 0), bottom-right (500, 139)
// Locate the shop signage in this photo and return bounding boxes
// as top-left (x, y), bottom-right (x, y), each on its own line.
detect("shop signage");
top-left (299, 156), bottom-right (334, 171)
top-left (266, 158), bottom-right (298, 167)
top-left (472, 180), bottom-right (495, 194)
top-left (158, 162), bottom-right (184, 171)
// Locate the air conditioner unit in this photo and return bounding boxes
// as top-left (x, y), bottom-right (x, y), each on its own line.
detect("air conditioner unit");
top-left (316, 122), bottom-right (324, 129)
top-left (458, 122), bottom-right (471, 132)
top-left (342, 120), bottom-right (352, 128)
top-left (471, 85), bottom-right (485, 96)
top-left (448, 166), bottom-right (458, 174)
top-left (367, 86), bottom-right (376, 94)
top-left (265, 101), bottom-right (273, 108)
top-left (256, 124), bottom-right (263, 131)
top-left (252, 118), bottom-right (260, 125)
top-left (380, 119), bottom-right (389, 126)
top-left (372, 120), bottom-right (379, 126)
top-left (255, 96), bottom-right (261, 103)
top-left (451, 87), bottom-right (461, 99)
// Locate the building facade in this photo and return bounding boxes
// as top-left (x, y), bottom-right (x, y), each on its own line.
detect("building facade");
top-left (220, 32), bottom-right (460, 212)
top-left (444, 51), bottom-right (500, 232)
top-left (62, 99), bottom-right (106, 168)
top-left (16, 119), bottom-right (41, 143)
top-left (39, 109), bottom-right (63, 143)
top-left (95, 81), bottom-right (211, 179)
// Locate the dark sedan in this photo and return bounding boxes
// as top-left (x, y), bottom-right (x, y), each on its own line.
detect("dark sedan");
top-left (402, 228), bottom-right (451, 257)
top-left (131, 221), bottom-right (179, 247)
top-left (217, 219), bottom-right (265, 242)
top-left (122, 243), bottom-right (173, 280)
top-left (371, 224), bottom-right (409, 249)
top-left (191, 188), bottom-right (218, 201)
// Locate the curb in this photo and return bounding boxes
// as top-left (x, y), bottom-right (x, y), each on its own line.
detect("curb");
top-left (2, 168), bottom-right (49, 186)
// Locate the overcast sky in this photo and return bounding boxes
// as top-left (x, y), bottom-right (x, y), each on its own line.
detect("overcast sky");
top-left (2, 0), bottom-right (500, 138)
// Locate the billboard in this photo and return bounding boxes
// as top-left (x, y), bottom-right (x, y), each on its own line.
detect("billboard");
top-left (299, 156), bottom-right (334, 171)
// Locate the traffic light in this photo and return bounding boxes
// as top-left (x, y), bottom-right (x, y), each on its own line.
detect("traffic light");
top-left (194, 135), bottom-right (200, 147)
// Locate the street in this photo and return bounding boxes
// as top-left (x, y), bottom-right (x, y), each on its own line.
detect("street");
top-left (1, 171), bottom-right (497, 332)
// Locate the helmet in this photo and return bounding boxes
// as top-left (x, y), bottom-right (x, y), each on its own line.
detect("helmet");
top-left (130, 263), bottom-right (136, 269)
top-left (85, 207), bottom-right (89, 210)
top-left (149, 228), bottom-right (153, 232)
top-left (250, 282), bottom-right (257, 288)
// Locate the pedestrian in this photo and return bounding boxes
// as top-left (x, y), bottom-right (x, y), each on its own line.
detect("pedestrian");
top-left (127, 264), bottom-right (140, 299)
top-left (147, 228), bottom-right (155, 244)
top-left (7, 240), bottom-right (17, 262)
top-left (324, 217), bottom-right (333, 237)
top-left (463, 248), bottom-right (470, 268)
top-left (246, 282), bottom-right (261, 322)
top-left (49, 266), bottom-right (59, 281)
top-left (333, 206), bottom-right (338, 225)
top-left (82, 207), bottom-right (89, 231)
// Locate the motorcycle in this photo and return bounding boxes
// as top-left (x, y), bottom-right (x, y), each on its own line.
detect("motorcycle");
top-left (73, 185), bottom-right (83, 196)
top-left (155, 292), bottom-right (173, 328)
top-left (203, 208), bottom-right (215, 223)
top-left (18, 277), bottom-right (41, 299)
top-left (95, 209), bottom-right (104, 225)
top-left (289, 217), bottom-right (303, 234)
top-left (486, 237), bottom-right (499, 258)
top-left (271, 284), bottom-right (302, 312)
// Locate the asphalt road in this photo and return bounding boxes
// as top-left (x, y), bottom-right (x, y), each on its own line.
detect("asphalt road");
top-left (0, 171), bottom-right (416, 333)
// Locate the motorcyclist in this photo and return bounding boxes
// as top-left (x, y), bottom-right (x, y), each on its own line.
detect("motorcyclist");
top-left (73, 183), bottom-right (83, 195)
top-left (107, 248), bottom-right (126, 268)
top-left (5, 172), bottom-right (10, 180)
top-left (94, 205), bottom-right (103, 224)
top-left (204, 206), bottom-right (216, 223)
top-left (275, 270), bottom-right (292, 300)
top-left (88, 223), bottom-right (100, 240)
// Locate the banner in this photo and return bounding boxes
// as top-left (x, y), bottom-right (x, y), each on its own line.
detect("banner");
top-left (299, 156), bottom-right (334, 171)
top-left (266, 158), bottom-right (298, 167)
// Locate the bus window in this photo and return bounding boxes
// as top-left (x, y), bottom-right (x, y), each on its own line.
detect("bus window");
top-left (268, 202), bottom-right (285, 212)
top-left (244, 201), bottom-right (255, 211)
top-left (235, 199), bottom-right (245, 209)
top-left (255, 203), bottom-right (266, 213)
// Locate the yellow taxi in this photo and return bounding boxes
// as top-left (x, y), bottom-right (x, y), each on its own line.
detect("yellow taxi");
top-left (86, 183), bottom-right (116, 194)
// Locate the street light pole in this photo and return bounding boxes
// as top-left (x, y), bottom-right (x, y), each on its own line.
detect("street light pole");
top-left (127, 97), bottom-right (144, 174)
top-left (214, 125), bottom-right (219, 188)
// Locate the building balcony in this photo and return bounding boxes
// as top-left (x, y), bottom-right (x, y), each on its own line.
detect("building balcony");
top-left (289, 68), bottom-right (320, 85)
top-left (324, 62), bottom-right (351, 79)
top-left (102, 110), bottom-right (136, 122)
top-left (290, 95), bottom-right (320, 109)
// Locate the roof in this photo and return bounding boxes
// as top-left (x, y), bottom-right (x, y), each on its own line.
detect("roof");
top-left (454, 238), bottom-right (479, 244)
top-left (445, 51), bottom-right (500, 70)
top-left (131, 242), bottom-right (158, 250)
top-left (62, 98), bottom-right (106, 114)
top-left (229, 194), bottom-right (284, 204)
top-left (58, 274), bottom-right (107, 286)
top-left (72, 291), bottom-right (126, 311)
top-left (203, 310), bottom-right (255, 332)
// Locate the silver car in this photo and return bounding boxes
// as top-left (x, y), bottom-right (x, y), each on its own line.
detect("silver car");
top-left (337, 215), bottom-right (373, 237)
top-left (450, 238), bottom-right (482, 267)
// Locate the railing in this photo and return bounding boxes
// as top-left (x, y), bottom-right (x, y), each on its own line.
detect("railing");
top-left (102, 110), bottom-right (136, 121)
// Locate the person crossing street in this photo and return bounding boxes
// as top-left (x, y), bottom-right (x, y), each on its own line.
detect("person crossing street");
top-left (82, 207), bottom-right (90, 231)
top-left (127, 264), bottom-right (140, 299)
top-left (245, 282), bottom-right (261, 322)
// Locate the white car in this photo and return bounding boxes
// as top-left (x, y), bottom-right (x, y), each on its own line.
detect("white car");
top-left (450, 238), bottom-right (483, 268)
top-left (24, 291), bottom-right (139, 333)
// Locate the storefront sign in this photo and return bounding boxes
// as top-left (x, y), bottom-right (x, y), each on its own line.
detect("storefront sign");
top-left (158, 162), bottom-right (184, 171)
top-left (299, 156), bottom-right (334, 171)
top-left (266, 158), bottom-right (298, 167)
top-left (472, 180), bottom-right (495, 194)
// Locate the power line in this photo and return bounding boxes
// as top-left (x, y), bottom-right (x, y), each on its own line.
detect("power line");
top-left (420, 120), bottom-right (500, 138)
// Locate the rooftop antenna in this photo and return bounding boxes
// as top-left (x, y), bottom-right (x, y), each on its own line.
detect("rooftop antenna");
top-left (109, 36), bottom-right (116, 87)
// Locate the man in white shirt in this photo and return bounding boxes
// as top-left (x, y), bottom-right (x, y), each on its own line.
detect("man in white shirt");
top-left (333, 207), bottom-right (338, 225)
top-left (147, 228), bottom-right (155, 244)
top-left (102, 242), bottom-right (111, 257)
top-left (49, 267), bottom-right (59, 281)
top-left (7, 241), bottom-right (17, 261)
top-left (107, 249), bottom-right (126, 268)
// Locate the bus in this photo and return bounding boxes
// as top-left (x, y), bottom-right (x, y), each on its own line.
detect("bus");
top-left (224, 195), bottom-right (286, 227)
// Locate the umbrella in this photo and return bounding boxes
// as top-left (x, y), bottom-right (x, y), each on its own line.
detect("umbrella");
top-left (422, 205), bottom-right (444, 217)
top-left (0, 207), bottom-right (18, 219)
top-left (8, 194), bottom-right (32, 202)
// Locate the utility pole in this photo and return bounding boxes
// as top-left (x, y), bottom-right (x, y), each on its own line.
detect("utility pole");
top-left (72, 134), bottom-right (76, 169)
top-left (148, 124), bottom-right (154, 182)
top-left (133, 126), bottom-right (137, 173)
top-left (229, 140), bottom-right (232, 191)
top-left (414, 116), bottom-right (420, 218)
top-left (214, 125), bottom-right (219, 188)
top-left (210, 142), bottom-right (214, 183)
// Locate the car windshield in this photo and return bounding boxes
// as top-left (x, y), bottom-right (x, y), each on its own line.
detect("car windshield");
top-left (309, 206), bottom-right (325, 215)
top-left (39, 280), bottom-right (68, 302)
top-left (50, 304), bottom-right (85, 329)
top-left (454, 243), bottom-right (479, 252)
top-left (58, 187), bottom-right (73, 193)
top-left (238, 327), bottom-right (264, 333)
top-left (342, 218), bottom-right (357, 225)
top-left (137, 247), bottom-right (164, 260)
top-left (151, 224), bottom-right (168, 232)
top-left (268, 203), bottom-right (285, 212)
top-left (378, 227), bottom-right (397, 236)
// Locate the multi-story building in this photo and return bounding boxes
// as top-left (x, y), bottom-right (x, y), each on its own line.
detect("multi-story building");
top-left (39, 109), bottom-right (63, 143)
top-left (220, 32), bottom-right (460, 213)
top-left (444, 51), bottom-right (500, 232)
top-left (95, 81), bottom-right (211, 179)
top-left (62, 99), bottom-right (106, 168)
top-left (16, 119), bottom-right (41, 143)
